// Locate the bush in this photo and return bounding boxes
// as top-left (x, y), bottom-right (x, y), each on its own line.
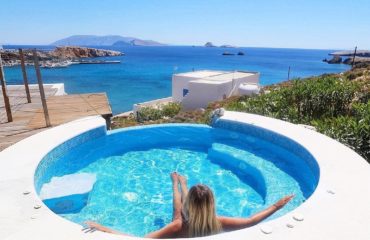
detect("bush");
top-left (224, 75), bottom-right (369, 162)
top-left (225, 76), bottom-right (359, 124)
top-left (313, 108), bottom-right (370, 161)
top-left (136, 102), bottom-right (182, 122)
top-left (136, 107), bottom-right (163, 122)
top-left (161, 102), bottom-right (182, 118)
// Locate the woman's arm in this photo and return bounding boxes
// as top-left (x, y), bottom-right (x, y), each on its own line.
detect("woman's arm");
top-left (86, 219), bottom-right (182, 239)
top-left (85, 221), bottom-right (130, 236)
top-left (219, 195), bottom-right (294, 231)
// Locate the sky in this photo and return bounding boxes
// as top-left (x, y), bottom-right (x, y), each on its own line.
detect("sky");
top-left (1, 0), bottom-right (369, 49)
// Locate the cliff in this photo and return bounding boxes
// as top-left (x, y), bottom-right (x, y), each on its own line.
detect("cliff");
top-left (50, 46), bottom-right (123, 59)
top-left (1, 46), bottom-right (123, 66)
top-left (324, 50), bottom-right (370, 65)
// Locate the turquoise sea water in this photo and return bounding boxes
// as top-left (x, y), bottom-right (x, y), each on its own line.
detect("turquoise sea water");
top-left (3, 45), bottom-right (349, 114)
top-left (35, 125), bottom-right (319, 237)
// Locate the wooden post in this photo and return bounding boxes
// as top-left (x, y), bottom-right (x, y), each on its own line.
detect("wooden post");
top-left (0, 53), bottom-right (13, 122)
top-left (287, 66), bottom-right (291, 81)
top-left (351, 46), bottom-right (357, 68)
top-left (32, 49), bottom-right (51, 127)
top-left (19, 49), bottom-right (32, 103)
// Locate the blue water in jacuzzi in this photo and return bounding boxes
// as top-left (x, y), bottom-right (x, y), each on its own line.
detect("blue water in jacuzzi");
top-left (34, 124), bottom-right (319, 237)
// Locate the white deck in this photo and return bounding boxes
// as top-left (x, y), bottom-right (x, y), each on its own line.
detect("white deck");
top-left (0, 112), bottom-right (369, 239)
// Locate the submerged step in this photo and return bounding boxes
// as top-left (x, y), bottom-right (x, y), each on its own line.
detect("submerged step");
top-left (40, 173), bottom-right (96, 214)
top-left (209, 143), bottom-right (301, 204)
top-left (208, 147), bottom-right (266, 200)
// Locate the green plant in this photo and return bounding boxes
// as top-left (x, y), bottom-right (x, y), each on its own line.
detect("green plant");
top-left (136, 102), bottom-right (182, 122)
top-left (161, 102), bottom-right (182, 117)
top-left (136, 107), bottom-right (163, 122)
top-left (224, 76), bottom-right (359, 123)
top-left (312, 113), bottom-right (369, 161)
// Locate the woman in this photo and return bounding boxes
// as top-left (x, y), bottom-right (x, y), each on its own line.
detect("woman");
top-left (87, 172), bottom-right (293, 238)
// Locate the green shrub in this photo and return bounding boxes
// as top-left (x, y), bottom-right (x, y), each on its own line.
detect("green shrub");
top-left (136, 107), bottom-right (163, 122)
top-left (224, 75), bottom-right (369, 162)
top-left (161, 102), bottom-right (182, 117)
top-left (136, 102), bottom-right (182, 122)
top-left (313, 114), bottom-right (369, 161)
top-left (225, 76), bottom-right (359, 124)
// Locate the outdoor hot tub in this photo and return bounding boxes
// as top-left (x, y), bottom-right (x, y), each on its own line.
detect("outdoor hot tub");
top-left (34, 121), bottom-right (319, 236)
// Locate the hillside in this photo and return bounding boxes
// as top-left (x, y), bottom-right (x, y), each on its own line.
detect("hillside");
top-left (112, 63), bottom-right (370, 162)
top-left (51, 35), bottom-right (166, 47)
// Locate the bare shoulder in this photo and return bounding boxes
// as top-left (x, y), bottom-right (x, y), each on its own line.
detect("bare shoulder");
top-left (145, 219), bottom-right (183, 238)
top-left (171, 219), bottom-right (183, 231)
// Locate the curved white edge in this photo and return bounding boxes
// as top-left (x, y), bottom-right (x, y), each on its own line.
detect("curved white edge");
top-left (0, 112), bottom-right (369, 240)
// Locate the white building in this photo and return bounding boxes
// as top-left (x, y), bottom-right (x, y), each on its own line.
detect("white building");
top-left (172, 70), bottom-right (260, 110)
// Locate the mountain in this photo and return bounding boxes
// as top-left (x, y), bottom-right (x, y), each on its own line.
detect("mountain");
top-left (112, 40), bottom-right (132, 46)
top-left (130, 39), bottom-right (165, 46)
top-left (51, 35), bottom-right (166, 47)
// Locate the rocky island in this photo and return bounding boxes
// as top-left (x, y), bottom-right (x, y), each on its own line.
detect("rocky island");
top-left (323, 50), bottom-right (370, 65)
top-left (204, 42), bottom-right (216, 47)
top-left (0, 46), bottom-right (123, 67)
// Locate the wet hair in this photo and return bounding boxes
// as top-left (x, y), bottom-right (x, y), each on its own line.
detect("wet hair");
top-left (182, 184), bottom-right (222, 237)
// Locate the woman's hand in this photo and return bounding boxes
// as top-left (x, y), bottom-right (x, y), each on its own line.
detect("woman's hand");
top-left (273, 195), bottom-right (294, 209)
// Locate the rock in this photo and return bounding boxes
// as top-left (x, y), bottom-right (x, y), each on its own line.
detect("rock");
top-left (326, 55), bottom-right (342, 64)
top-left (205, 42), bottom-right (216, 47)
top-left (1, 46), bottom-right (123, 67)
top-left (343, 58), bottom-right (352, 64)
top-left (343, 57), bottom-right (370, 65)
top-left (50, 46), bottom-right (123, 59)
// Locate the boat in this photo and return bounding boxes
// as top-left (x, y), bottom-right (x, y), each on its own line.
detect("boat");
top-left (222, 52), bottom-right (235, 56)
top-left (237, 51), bottom-right (245, 56)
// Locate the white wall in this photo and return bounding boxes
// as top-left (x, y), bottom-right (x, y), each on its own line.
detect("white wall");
top-left (182, 81), bottom-right (232, 109)
top-left (173, 71), bottom-right (260, 110)
top-left (172, 75), bottom-right (199, 102)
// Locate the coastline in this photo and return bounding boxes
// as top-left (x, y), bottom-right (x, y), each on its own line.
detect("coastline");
top-left (2, 46), bottom-right (350, 114)
top-left (0, 46), bottom-right (122, 67)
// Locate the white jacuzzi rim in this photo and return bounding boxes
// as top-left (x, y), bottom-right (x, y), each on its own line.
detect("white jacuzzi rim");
top-left (1, 112), bottom-right (369, 240)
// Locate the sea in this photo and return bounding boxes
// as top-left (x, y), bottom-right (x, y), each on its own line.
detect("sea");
top-left (3, 45), bottom-right (350, 114)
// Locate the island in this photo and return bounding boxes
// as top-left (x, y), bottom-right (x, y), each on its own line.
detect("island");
top-left (0, 46), bottom-right (123, 67)
top-left (323, 50), bottom-right (370, 65)
top-left (52, 35), bottom-right (166, 47)
top-left (204, 42), bottom-right (216, 47)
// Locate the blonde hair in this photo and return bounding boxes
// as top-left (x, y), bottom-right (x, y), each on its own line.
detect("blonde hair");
top-left (182, 184), bottom-right (222, 237)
